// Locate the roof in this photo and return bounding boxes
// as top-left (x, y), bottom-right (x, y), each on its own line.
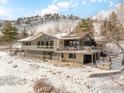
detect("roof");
top-left (19, 31), bottom-right (91, 41)
top-left (60, 31), bottom-right (90, 40)
top-left (19, 33), bottom-right (43, 42)
top-left (19, 32), bottom-right (58, 42)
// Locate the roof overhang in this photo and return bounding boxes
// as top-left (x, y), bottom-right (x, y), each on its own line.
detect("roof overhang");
top-left (18, 32), bottom-right (58, 42)
top-left (18, 33), bottom-right (43, 42)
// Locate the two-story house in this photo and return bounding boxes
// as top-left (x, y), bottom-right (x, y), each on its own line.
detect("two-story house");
top-left (19, 30), bottom-right (101, 64)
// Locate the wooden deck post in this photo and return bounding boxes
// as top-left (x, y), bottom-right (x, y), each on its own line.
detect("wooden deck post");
top-left (98, 52), bottom-right (100, 63)
top-left (57, 53), bottom-right (59, 62)
top-left (91, 53), bottom-right (94, 65)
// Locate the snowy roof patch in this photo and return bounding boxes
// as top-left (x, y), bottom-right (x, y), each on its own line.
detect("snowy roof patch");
top-left (19, 33), bottom-right (43, 42)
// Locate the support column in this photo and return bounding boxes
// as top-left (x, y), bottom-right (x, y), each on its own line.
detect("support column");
top-left (94, 53), bottom-right (96, 65)
top-left (59, 53), bottom-right (62, 62)
top-left (91, 53), bottom-right (94, 65)
top-left (57, 53), bottom-right (59, 62)
top-left (95, 53), bottom-right (97, 62)
top-left (98, 52), bottom-right (100, 63)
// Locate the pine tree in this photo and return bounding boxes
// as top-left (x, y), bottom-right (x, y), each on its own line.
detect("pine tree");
top-left (2, 22), bottom-right (17, 43)
top-left (79, 18), bottom-right (93, 32)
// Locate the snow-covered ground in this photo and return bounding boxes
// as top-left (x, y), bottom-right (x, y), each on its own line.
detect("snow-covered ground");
top-left (0, 51), bottom-right (124, 93)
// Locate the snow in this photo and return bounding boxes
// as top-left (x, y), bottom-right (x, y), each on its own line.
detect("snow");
top-left (12, 42), bottom-right (22, 49)
top-left (18, 37), bottom-right (32, 42)
top-left (55, 32), bottom-right (69, 38)
top-left (34, 20), bottom-right (79, 37)
top-left (0, 51), bottom-right (124, 93)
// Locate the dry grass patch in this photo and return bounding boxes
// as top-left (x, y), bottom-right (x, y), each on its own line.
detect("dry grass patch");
top-left (33, 78), bottom-right (70, 93)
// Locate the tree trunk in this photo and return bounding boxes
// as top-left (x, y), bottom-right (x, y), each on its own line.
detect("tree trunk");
top-left (9, 43), bottom-right (12, 56)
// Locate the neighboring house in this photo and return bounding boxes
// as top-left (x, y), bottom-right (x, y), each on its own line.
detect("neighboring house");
top-left (19, 30), bottom-right (101, 64)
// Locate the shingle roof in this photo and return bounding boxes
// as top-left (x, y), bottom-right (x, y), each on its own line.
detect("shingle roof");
top-left (61, 31), bottom-right (90, 40)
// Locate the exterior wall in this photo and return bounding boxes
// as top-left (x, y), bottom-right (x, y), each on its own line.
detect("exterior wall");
top-left (31, 36), bottom-right (41, 45)
top-left (24, 50), bottom-right (100, 64)
top-left (21, 33), bottom-right (100, 64)
top-left (52, 52), bottom-right (59, 61)
top-left (24, 50), bottom-right (44, 60)
top-left (61, 53), bottom-right (83, 63)
top-left (22, 34), bottom-right (57, 51)
top-left (54, 39), bottom-right (59, 50)
top-left (59, 40), bottom-right (64, 49)
top-left (25, 50), bottom-right (59, 61)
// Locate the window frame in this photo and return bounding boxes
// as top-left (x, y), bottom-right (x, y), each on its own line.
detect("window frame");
top-left (69, 53), bottom-right (76, 59)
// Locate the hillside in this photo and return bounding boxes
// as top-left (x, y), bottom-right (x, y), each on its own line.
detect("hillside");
top-left (0, 14), bottom-right (80, 35)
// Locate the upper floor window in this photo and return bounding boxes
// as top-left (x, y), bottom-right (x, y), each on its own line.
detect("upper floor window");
top-left (23, 42), bottom-right (31, 46)
top-left (45, 41), bottom-right (49, 46)
top-left (37, 41), bottom-right (40, 46)
top-left (49, 40), bottom-right (54, 46)
top-left (41, 41), bottom-right (44, 46)
top-left (84, 41), bottom-right (92, 46)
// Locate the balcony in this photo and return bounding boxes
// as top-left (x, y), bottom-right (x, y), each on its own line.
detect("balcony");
top-left (55, 46), bottom-right (101, 54)
top-left (56, 46), bottom-right (100, 51)
top-left (22, 45), bottom-right (54, 51)
top-left (56, 46), bottom-right (82, 51)
top-left (22, 45), bottom-right (101, 53)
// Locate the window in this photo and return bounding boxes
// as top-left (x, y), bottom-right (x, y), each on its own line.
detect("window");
top-left (41, 41), bottom-right (44, 46)
top-left (49, 41), bottom-right (53, 46)
top-left (45, 41), bottom-right (48, 46)
top-left (37, 41), bottom-right (40, 46)
top-left (84, 41), bottom-right (92, 46)
top-left (25, 42), bottom-right (29, 45)
top-left (23, 42), bottom-right (31, 46)
top-left (29, 42), bottom-right (31, 46)
top-left (69, 53), bottom-right (76, 59)
top-left (61, 53), bottom-right (63, 58)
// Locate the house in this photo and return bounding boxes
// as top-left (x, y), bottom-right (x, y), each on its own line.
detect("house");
top-left (19, 30), bottom-right (101, 64)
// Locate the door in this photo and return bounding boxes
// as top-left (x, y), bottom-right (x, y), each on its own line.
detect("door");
top-left (84, 54), bottom-right (92, 64)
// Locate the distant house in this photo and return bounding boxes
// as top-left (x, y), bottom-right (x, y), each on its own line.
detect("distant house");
top-left (19, 30), bottom-right (101, 64)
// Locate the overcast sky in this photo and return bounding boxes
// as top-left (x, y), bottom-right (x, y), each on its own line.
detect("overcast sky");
top-left (0, 0), bottom-right (121, 20)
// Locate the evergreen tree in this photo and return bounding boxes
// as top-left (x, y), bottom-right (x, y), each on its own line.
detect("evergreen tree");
top-left (2, 22), bottom-right (17, 42)
top-left (79, 18), bottom-right (93, 32)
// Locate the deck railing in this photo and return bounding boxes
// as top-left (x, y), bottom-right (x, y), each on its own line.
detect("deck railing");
top-left (56, 46), bottom-right (101, 51)
top-left (22, 45), bottom-right (100, 51)
top-left (23, 45), bottom-right (54, 51)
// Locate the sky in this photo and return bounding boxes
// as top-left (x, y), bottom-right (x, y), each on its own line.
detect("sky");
top-left (0, 0), bottom-right (121, 20)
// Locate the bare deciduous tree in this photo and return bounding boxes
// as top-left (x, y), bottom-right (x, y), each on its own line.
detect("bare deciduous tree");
top-left (101, 11), bottom-right (124, 66)
top-left (117, 0), bottom-right (124, 23)
top-left (54, 18), bottom-right (79, 33)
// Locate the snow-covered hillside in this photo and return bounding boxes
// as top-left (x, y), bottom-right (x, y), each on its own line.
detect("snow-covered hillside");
top-left (31, 19), bottom-right (79, 35)
top-left (0, 51), bottom-right (124, 93)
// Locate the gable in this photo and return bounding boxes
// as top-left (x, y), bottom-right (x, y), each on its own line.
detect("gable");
top-left (19, 32), bottom-right (57, 42)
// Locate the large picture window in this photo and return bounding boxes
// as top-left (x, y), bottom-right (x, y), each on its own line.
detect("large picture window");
top-left (41, 41), bottom-right (44, 46)
top-left (69, 53), bottom-right (76, 59)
